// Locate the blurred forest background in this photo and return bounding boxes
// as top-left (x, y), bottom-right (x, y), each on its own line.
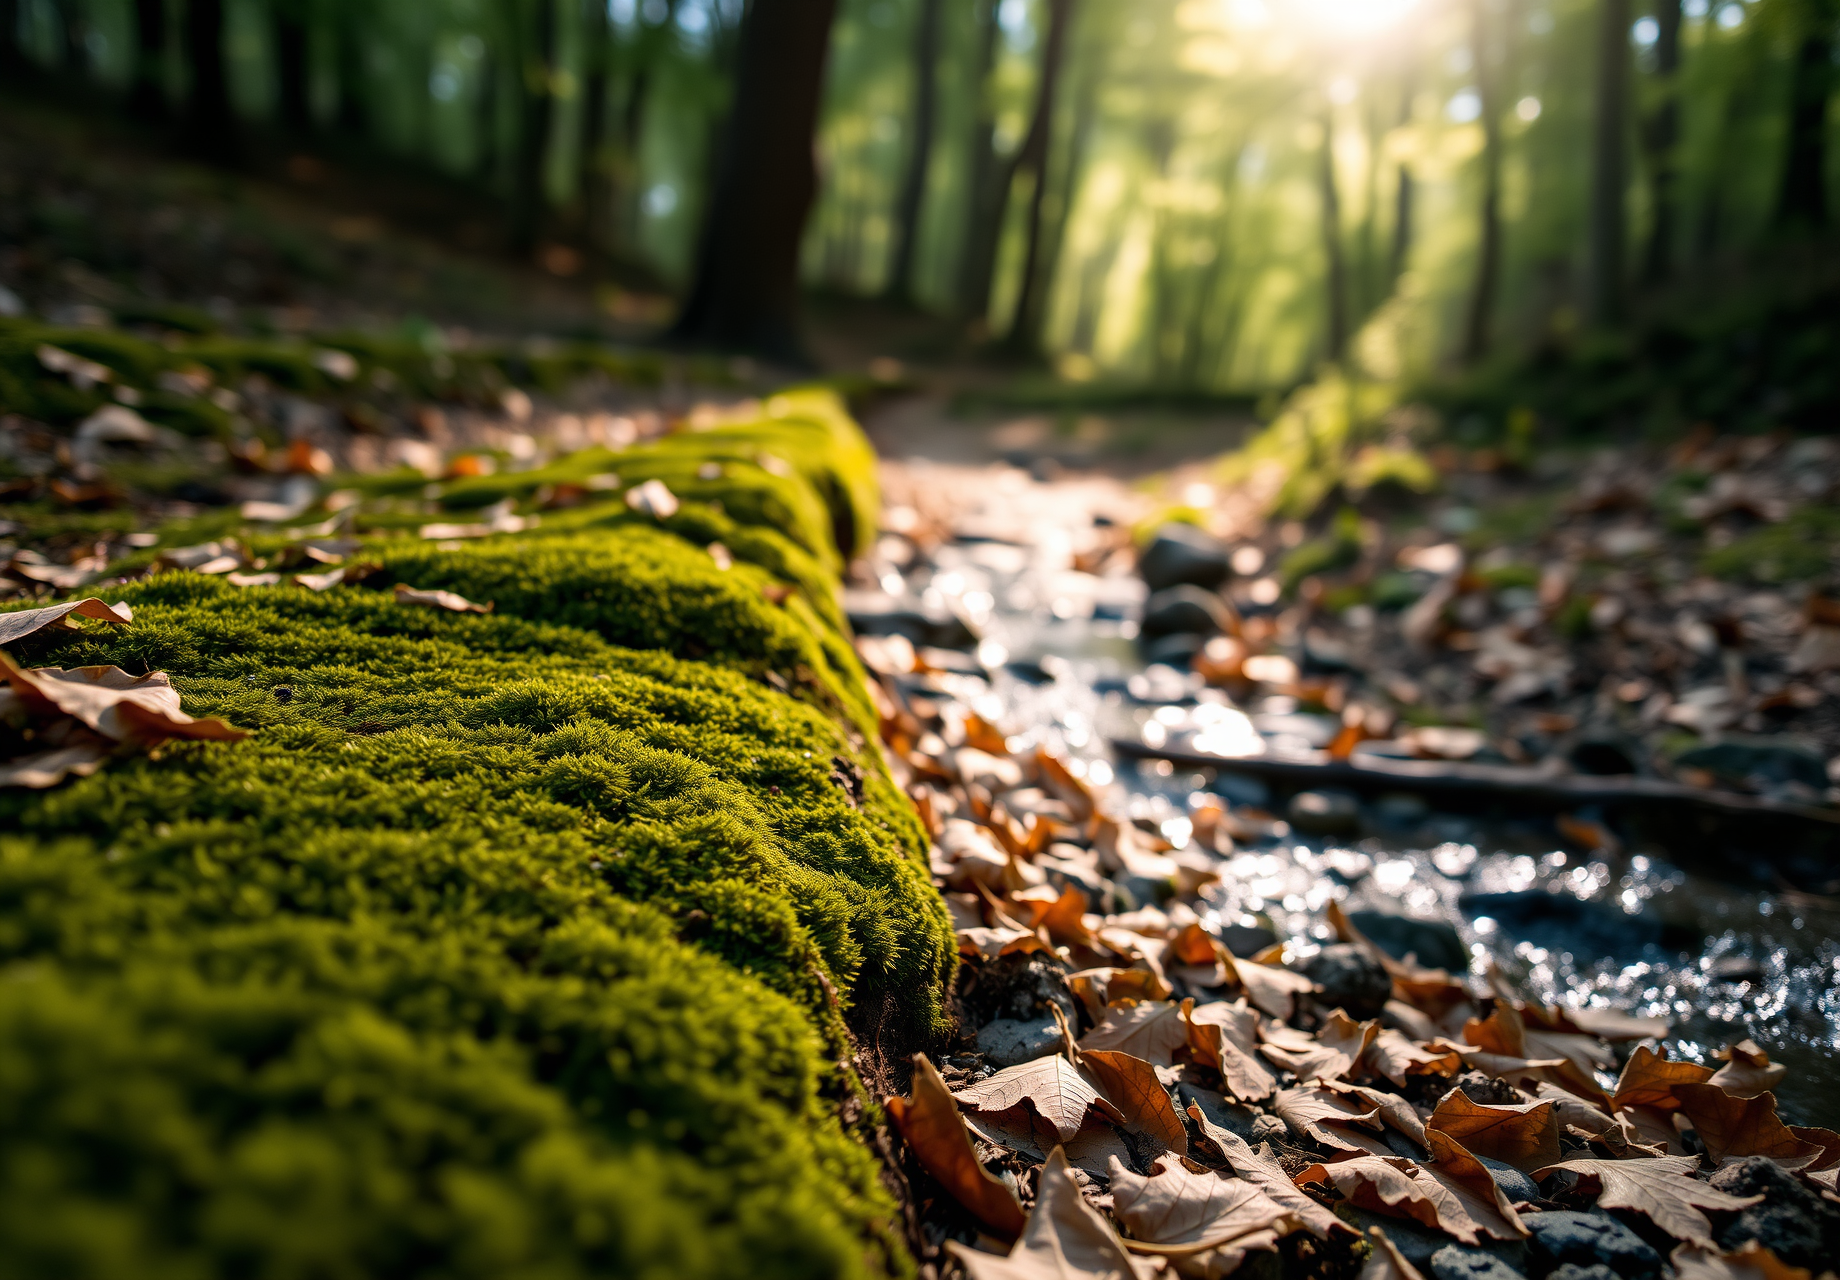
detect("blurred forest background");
top-left (2, 0), bottom-right (1836, 428)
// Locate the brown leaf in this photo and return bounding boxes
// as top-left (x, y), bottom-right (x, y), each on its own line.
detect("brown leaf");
top-left (1789, 1127), bottom-right (1840, 1172)
top-left (1037, 749), bottom-right (1097, 823)
top-left (0, 739), bottom-right (113, 788)
top-left (947, 1147), bottom-right (1155, 1280)
top-left (1362, 1227), bottom-right (1428, 1280)
top-left (1078, 1050), bottom-right (1188, 1153)
top-left (1259, 1009), bottom-right (1378, 1081)
top-left (1080, 1001), bottom-right (1190, 1068)
top-left (1184, 999), bottom-right (1277, 1101)
top-left (1672, 1241), bottom-right (1815, 1280)
top-left (1331, 1082), bottom-right (1429, 1148)
top-left (1671, 1084), bottom-right (1824, 1166)
top-left (1185, 1106), bottom-right (1356, 1240)
top-left (1067, 968), bottom-right (1173, 1018)
top-left (1227, 955), bottom-right (1316, 1021)
top-left (1428, 1090), bottom-right (1561, 1172)
top-left (1463, 1003), bottom-right (1528, 1057)
top-left (955, 1054), bottom-right (1125, 1143)
top-left (1612, 1045), bottom-right (1715, 1112)
top-left (886, 1055), bottom-right (1027, 1237)
top-left (1273, 1085), bottom-right (1392, 1155)
top-left (1421, 1130), bottom-right (1531, 1239)
top-left (1708, 1041), bottom-right (1788, 1100)
top-left (1533, 1157), bottom-right (1762, 1247)
top-left (1036, 884), bottom-right (1098, 948)
top-left (1294, 1153), bottom-right (1516, 1245)
top-left (1, 654), bottom-right (247, 750)
top-left (1109, 1154), bottom-right (1296, 1276)
top-left (0, 597), bottom-right (133, 646)
top-left (1560, 1007), bottom-right (1671, 1041)
top-left (1367, 1028), bottom-right (1463, 1086)
top-left (393, 583), bottom-right (494, 613)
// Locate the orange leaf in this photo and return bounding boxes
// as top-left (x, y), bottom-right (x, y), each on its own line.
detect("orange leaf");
top-left (1671, 1084), bottom-right (1825, 1166)
top-left (947, 1148), bottom-right (1155, 1280)
top-left (1428, 1090), bottom-right (1561, 1172)
top-left (1533, 1157), bottom-right (1761, 1248)
top-left (1185, 998), bottom-right (1277, 1102)
top-left (886, 1055), bottom-right (1026, 1238)
top-left (1612, 1045), bottom-right (1715, 1112)
top-left (1079, 1000), bottom-right (1190, 1067)
top-left (1077, 1050), bottom-right (1188, 1153)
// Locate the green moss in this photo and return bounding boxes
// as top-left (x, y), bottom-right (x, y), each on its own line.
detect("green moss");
top-left (1702, 505), bottom-right (1840, 583)
top-left (0, 399), bottom-right (946, 1280)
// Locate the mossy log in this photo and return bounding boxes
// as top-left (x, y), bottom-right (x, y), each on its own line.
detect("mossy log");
top-left (0, 390), bottom-right (951, 1279)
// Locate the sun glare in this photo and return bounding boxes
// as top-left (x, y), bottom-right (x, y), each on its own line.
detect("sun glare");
top-left (1296, 0), bottom-right (1421, 35)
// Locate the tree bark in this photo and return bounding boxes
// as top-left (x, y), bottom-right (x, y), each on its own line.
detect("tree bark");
top-left (1002, 0), bottom-right (1076, 354)
top-left (512, 0), bottom-right (558, 254)
top-left (1388, 67), bottom-right (1415, 288)
top-left (1462, 0), bottom-right (1503, 362)
top-left (1776, 0), bottom-right (1836, 230)
top-left (1586, 0), bottom-right (1630, 327)
top-left (184, 0), bottom-right (238, 163)
top-left (130, 0), bottom-right (167, 118)
top-left (580, 0), bottom-right (612, 272)
top-left (1639, 0), bottom-right (1682, 280)
top-left (1320, 111), bottom-right (1348, 363)
top-left (274, 5), bottom-right (312, 135)
top-left (668, 0), bottom-right (840, 360)
top-left (956, 0), bottom-right (1008, 325)
top-left (884, 0), bottom-right (941, 303)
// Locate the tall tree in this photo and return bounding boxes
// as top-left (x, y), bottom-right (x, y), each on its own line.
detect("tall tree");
top-left (1002, 0), bottom-right (1076, 353)
top-left (1462, 0), bottom-right (1504, 362)
top-left (130, 0), bottom-right (167, 119)
top-left (669, 0), bottom-right (840, 359)
top-left (884, 0), bottom-right (942, 304)
top-left (1640, 0), bottom-right (1682, 280)
top-left (1776, 0), bottom-right (1836, 229)
top-left (1319, 110), bottom-right (1349, 362)
top-left (616, 0), bottom-right (679, 252)
top-left (511, 0), bottom-right (559, 253)
top-left (1586, 0), bottom-right (1630, 326)
top-left (956, 0), bottom-right (1007, 324)
top-left (579, 0), bottom-right (614, 271)
top-left (184, 0), bottom-right (237, 162)
top-left (273, 1), bottom-right (313, 135)
top-left (1388, 61), bottom-right (1416, 287)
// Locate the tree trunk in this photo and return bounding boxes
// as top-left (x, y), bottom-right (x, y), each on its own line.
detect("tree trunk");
top-left (130, 0), bottom-right (166, 118)
top-left (884, 0), bottom-right (941, 303)
top-left (618, 0), bottom-right (678, 251)
top-left (956, 0), bottom-right (1009, 324)
top-left (1462, 0), bottom-right (1503, 363)
top-left (1776, 0), bottom-right (1836, 230)
top-left (1586, 0), bottom-right (1630, 327)
top-left (1388, 69), bottom-right (1415, 287)
top-left (274, 6), bottom-right (312, 135)
top-left (668, 0), bottom-right (840, 360)
top-left (512, 0), bottom-right (558, 254)
top-left (1019, 50), bottom-right (1099, 353)
top-left (1639, 0), bottom-right (1682, 280)
top-left (1002, 0), bottom-right (1076, 354)
top-left (580, 0), bottom-right (612, 273)
top-left (184, 0), bottom-right (237, 163)
top-left (58, 0), bottom-right (88, 73)
top-left (336, 11), bottom-right (367, 137)
top-left (1319, 111), bottom-right (1348, 363)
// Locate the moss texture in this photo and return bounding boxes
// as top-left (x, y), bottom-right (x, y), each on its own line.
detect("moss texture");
top-left (0, 393), bottom-right (951, 1280)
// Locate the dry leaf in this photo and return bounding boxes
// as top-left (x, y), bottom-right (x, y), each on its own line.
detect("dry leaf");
top-left (955, 1054), bottom-right (1125, 1143)
top-left (393, 584), bottom-right (493, 614)
top-left (1185, 999), bottom-right (1277, 1102)
top-left (1185, 1106), bottom-right (1356, 1240)
top-left (1362, 1227), bottom-right (1428, 1280)
top-left (1612, 1045), bottom-right (1716, 1112)
top-left (1067, 968), bottom-right (1172, 1018)
top-left (1367, 1028), bottom-right (1463, 1085)
top-left (1296, 1142), bottom-right (1524, 1246)
top-left (1533, 1157), bottom-right (1762, 1247)
top-left (1672, 1241), bottom-right (1814, 1280)
top-left (1331, 1082), bottom-right (1429, 1148)
top-left (1259, 1009), bottom-right (1378, 1081)
top-left (1109, 1155), bottom-right (1295, 1277)
top-left (0, 597), bottom-right (132, 646)
top-left (1226, 955), bottom-right (1316, 1021)
top-left (886, 1055), bottom-right (1027, 1237)
top-left (1078, 1050), bottom-right (1188, 1153)
top-left (1036, 749), bottom-right (1096, 823)
top-left (625, 478), bottom-right (679, 518)
top-left (1428, 1090), bottom-right (1561, 1172)
top-left (1272, 1086), bottom-right (1391, 1155)
top-left (1421, 1130), bottom-right (1530, 1239)
top-left (0, 740), bottom-right (113, 788)
top-left (1080, 1001), bottom-right (1189, 1068)
top-left (947, 1148), bottom-right (1155, 1280)
top-left (1789, 1127), bottom-right (1840, 1172)
top-left (1561, 1008), bottom-right (1671, 1041)
top-left (1, 653), bottom-right (246, 750)
top-left (1708, 1042), bottom-right (1788, 1100)
top-left (1671, 1083), bottom-right (1824, 1166)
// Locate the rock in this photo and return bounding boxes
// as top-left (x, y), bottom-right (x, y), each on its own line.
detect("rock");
top-left (1218, 920), bottom-right (1279, 957)
top-left (1143, 631), bottom-right (1208, 669)
top-left (1178, 1082), bottom-right (1262, 1141)
top-left (1345, 1209), bottom-right (1449, 1266)
top-left (1475, 1155), bottom-right (1540, 1205)
top-left (1456, 890), bottom-right (1661, 960)
top-left (976, 1018), bottom-right (1062, 1068)
top-left (1348, 910), bottom-right (1470, 973)
top-left (1141, 584), bottom-right (1235, 639)
top-left (1563, 731), bottom-right (1643, 777)
top-left (1519, 1211), bottom-right (1662, 1280)
top-left (1547, 1267), bottom-right (1620, 1280)
top-left (1709, 1155), bottom-right (1840, 1270)
top-left (1288, 789), bottom-right (1362, 836)
top-left (842, 590), bottom-right (979, 649)
top-left (1140, 523), bottom-right (1232, 592)
top-left (1453, 1071), bottom-right (1526, 1107)
top-left (1431, 1245), bottom-right (1528, 1280)
top-left (958, 951), bottom-right (1078, 1030)
top-left (1674, 735), bottom-right (1829, 793)
top-left (1301, 943), bottom-right (1392, 1019)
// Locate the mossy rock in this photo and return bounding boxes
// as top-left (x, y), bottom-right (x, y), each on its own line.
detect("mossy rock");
top-left (0, 394), bottom-right (949, 1280)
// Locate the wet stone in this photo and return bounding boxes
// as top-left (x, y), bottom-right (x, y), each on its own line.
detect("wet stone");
top-left (1218, 920), bottom-right (1279, 957)
top-left (1519, 1211), bottom-right (1662, 1280)
top-left (1432, 1244), bottom-right (1529, 1280)
top-left (1287, 788), bottom-right (1362, 835)
top-left (1475, 1154), bottom-right (1540, 1205)
top-left (1349, 909), bottom-right (1470, 974)
top-left (1141, 584), bottom-right (1235, 639)
top-left (1453, 1070), bottom-right (1525, 1107)
top-left (1709, 1155), bottom-right (1840, 1270)
top-left (1301, 943), bottom-right (1392, 1019)
top-left (1547, 1267), bottom-right (1620, 1280)
top-left (1139, 522), bottom-right (1232, 592)
top-left (1673, 735), bottom-right (1830, 794)
top-left (976, 1018), bottom-right (1062, 1068)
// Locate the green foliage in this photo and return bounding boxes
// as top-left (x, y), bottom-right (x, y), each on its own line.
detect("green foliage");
top-left (1280, 507), bottom-right (1365, 588)
top-left (1702, 505), bottom-right (1840, 583)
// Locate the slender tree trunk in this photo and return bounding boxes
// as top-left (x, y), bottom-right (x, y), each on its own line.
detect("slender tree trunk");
top-left (130, 0), bottom-right (167, 117)
top-left (1320, 111), bottom-right (1348, 363)
top-left (580, 0), bottom-right (612, 271)
top-left (1586, 0), bottom-right (1630, 326)
top-left (1462, 0), bottom-right (1503, 362)
top-left (184, 0), bottom-right (237, 162)
top-left (884, 0), bottom-right (941, 303)
top-left (1388, 68), bottom-right (1416, 286)
top-left (59, 0), bottom-right (87, 73)
top-left (1018, 51), bottom-right (1099, 353)
top-left (1776, 0), bottom-right (1836, 230)
top-left (1640, 0), bottom-right (1682, 280)
top-left (668, 0), bottom-right (840, 360)
top-left (956, 0), bottom-right (1006, 323)
top-left (1002, 0), bottom-right (1076, 354)
top-left (512, 0), bottom-right (558, 253)
top-left (336, 10), bottom-right (367, 137)
top-left (618, 0), bottom-right (677, 250)
top-left (274, 6), bottom-right (312, 134)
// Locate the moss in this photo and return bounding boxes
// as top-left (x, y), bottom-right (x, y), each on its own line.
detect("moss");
top-left (1701, 504), bottom-right (1840, 583)
top-left (0, 399), bottom-right (948, 1280)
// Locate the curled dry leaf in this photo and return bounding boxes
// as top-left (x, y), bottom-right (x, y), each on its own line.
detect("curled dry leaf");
top-left (1330, 1082), bottom-right (1429, 1148)
top-left (1422, 1129), bottom-right (1530, 1238)
top-left (1067, 968), bottom-right (1172, 1018)
top-left (1185, 999), bottom-right (1277, 1102)
top-left (1078, 1050), bottom-right (1188, 1153)
top-left (1672, 1241), bottom-right (1815, 1280)
top-left (1367, 1028), bottom-right (1464, 1086)
top-left (1272, 1085), bottom-right (1392, 1155)
top-left (1108, 1154), bottom-right (1296, 1277)
top-left (1427, 1089), bottom-right (1561, 1172)
top-left (1259, 1009), bottom-right (1378, 1082)
top-left (393, 584), bottom-right (494, 614)
top-left (1037, 749), bottom-right (1096, 823)
top-left (1670, 1083), bottom-right (1825, 1166)
top-left (1613, 1045), bottom-right (1715, 1111)
top-left (1295, 1139), bottom-right (1526, 1246)
top-left (1362, 1227), bottom-right (1428, 1280)
top-left (886, 1055), bottom-right (1026, 1238)
top-left (0, 597), bottom-right (132, 646)
top-left (1080, 1000), bottom-right (1190, 1068)
top-left (948, 1148), bottom-right (1156, 1280)
top-left (954, 1053), bottom-right (1126, 1144)
top-left (1185, 1105), bottom-right (1356, 1240)
top-left (1225, 954), bottom-right (1316, 1021)
top-left (1533, 1156), bottom-right (1762, 1248)
top-left (1709, 1041), bottom-right (1788, 1100)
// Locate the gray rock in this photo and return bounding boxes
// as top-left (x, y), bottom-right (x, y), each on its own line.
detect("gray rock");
top-left (1475, 1154), bottom-right (1540, 1205)
top-left (1344, 1209), bottom-right (1449, 1266)
top-left (1140, 523), bottom-right (1232, 592)
top-left (1178, 1082), bottom-right (1261, 1140)
top-left (1219, 920), bottom-right (1279, 957)
top-left (1288, 788), bottom-right (1363, 835)
top-left (1141, 584), bottom-right (1235, 639)
top-left (1301, 943), bottom-right (1392, 1019)
top-left (1143, 631), bottom-right (1208, 668)
top-left (1548, 1267), bottom-right (1620, 1280)
top-left (1349, 909), bottom-right (1470, 974)
top-left (976, 1018), bottom-right (1062, 1068)
top-left (1519, 1211), bottom-right (1662, 1279)
top-left (1431, 1244), bottom-right (1528, 1280)
top-left (1710, 1155), bottom-right (1840, 1270)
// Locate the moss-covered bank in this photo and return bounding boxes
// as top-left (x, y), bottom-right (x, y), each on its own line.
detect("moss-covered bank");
top-left (0, 391), bottom-right (952, 1280)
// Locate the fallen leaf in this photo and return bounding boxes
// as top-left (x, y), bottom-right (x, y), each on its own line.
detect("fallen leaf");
top-left (886, 1055), bottom-right (1026, 1237)
top-left (1362, 1227), bottom-right (1428, 1280)
top-left (393, 584), bottom-right (494, 614)
top-left (1559, 1007), bottom-right (1671, 1041)
top-left (1259, 1009), bottom-right (1377, 1081)
top-left (1185, 999), bottom-right (1277, 1102)
top-left (947, 1148), bottom-right (1155, 1280)
top-left (1672, 1241), bottom-right (1814, 1280)
top-left (1671, 1083), bottom-right (1824, 1166)
top-left (0, 597), bottom-right (132, 646)
top-left (1226, 955), bottom-right (1316, 1021)
top-left (1108, 1154), bottom-right (1295, 1276)
top-left (1, 653), bottom-right (246, 749)
top-left (1367, 1029), bottom-right (1463, 1085)
top-left (1427, 1090), bottom-right (1561, 1172)
top-left (1421, 1130), bottom-right (1530, 1238)
top-left (0, 740), bottom-right (112, 788)
top-left (1036, 884), bottom-right (1097, 948)
top-left (1708, 1041), bottom-right (1788, 1100)
top-left (1789, 1127), bottom-right (1840, 1172)
top-left (1331, 1082), bottom-right (1429, 1148)
top-left (1185, 1106), bottom-right (1356, 1240)
top-left (1612, 1045), bottom-right (1715, 1112)
top-left (1078, 1050), bottom-right (1188, 1153)
top-left (1296, 1143), bottom-right (1524, 1245)
top-left (1067, 968), bottom-right (1173, 1018)
top-left (1036, 749), bottom-right (1096, 823)
top-left (955, 1054), bottom-right (1125, 1143)
top-left (1533, 1157), bottom-right (1762, 1247)
top-left (1080, 1001), bottom-right (1190, 1068)
top-left (1272, 1085), bottom-right (1392, 1155)
top-left (958, 926), bottom-right (1052, 961)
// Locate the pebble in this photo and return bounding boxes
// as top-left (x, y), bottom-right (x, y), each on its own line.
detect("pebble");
top-left (1709, 1156), bottom-right (1840, 1270)
top-left (1139, 522), bottom-right (1232, 592)
top-left (1547, 1267), bottom-right (1620, 1280)
top-left (1519, 1211), bottom-right (1662, 1279)
top-left (1474, 1154), bottom-right (1540, 1205)
top-left (975, 1018), bottom-right (1062, 1068)
top-left (1287, 788), bottom-right (1362, 835)
top-left (1348, 909), bottom-right (1470, 974)
top-left (1301, 943), bottom-right (1392, 1019)
top-left (1431, 1245), bottom-right (1528, 1280)
top-left (1141, 584), bottom-right (1235, 638)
